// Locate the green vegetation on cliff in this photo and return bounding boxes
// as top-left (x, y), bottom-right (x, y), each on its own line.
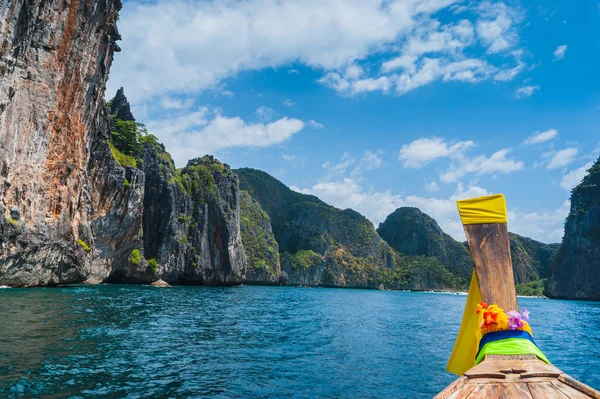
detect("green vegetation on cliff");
top-left (107, 90), bottom-right (160, 168)
top-left (236, 168), bottom-right (458, 289)
top-left (377, 207), bottom-right (472, 287)
top-left (508, 233), bottom-right (559, 284)
top-left (240, 190), bottom-right (281, 282)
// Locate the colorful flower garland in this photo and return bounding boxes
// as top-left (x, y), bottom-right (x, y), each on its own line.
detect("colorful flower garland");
top-left (476, 301), bottom-right (532, 336)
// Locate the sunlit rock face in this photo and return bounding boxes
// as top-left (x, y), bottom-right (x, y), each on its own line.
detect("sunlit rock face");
top-left (0, 1), bottom-right (249, 287)
top-left (0, 0), bottom-right (123, 286)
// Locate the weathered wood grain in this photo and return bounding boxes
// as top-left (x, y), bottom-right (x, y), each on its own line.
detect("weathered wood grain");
top-left (467, 382), bottom-right (532, 398)
top-left (463, 223), bottom-right (518, 311)
top-left (558, 375), bottom-right (600, 399)
top-left (528, 382), bottom-right (570, 399)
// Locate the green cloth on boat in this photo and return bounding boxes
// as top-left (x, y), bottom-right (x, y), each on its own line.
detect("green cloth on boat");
top-left (474, 338), bottom-right (549, 365)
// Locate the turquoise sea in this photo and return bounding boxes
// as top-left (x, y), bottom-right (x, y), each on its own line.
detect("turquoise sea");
top-left (1, 285), bottom-right (599, 398)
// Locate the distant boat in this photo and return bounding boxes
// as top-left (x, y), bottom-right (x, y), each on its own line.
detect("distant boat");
top-left (435, 194), bottom-right (600, 399)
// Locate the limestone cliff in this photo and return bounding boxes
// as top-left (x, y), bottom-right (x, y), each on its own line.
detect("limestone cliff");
top-left (0, 1), bottom-right (246, 287)
top-left (239, 190), bottom-right (283, 284)
top-left (377, 207), bottom-right (473, 286)
top-left (141, 150), bottom-right (247, 285)
top-left (236, 168), bottom-right (457, 289)
top-left (548, 157), bottom-right (600, 300)
top-left (0, 0), bottom-right (122, 286)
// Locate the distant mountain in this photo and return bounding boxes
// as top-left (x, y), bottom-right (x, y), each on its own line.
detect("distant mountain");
top-left (236, 168), bottom-right (457, 290)
top-left (377, 207), bottom-right (473, 286)
top-left (548, 157), bottom-right (600, 300)
top-left (377, 207), bottom-right (560, 292)
top-left (508, 233), bottom-right (560, 284)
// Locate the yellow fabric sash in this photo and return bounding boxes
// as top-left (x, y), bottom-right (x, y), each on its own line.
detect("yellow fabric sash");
top-left (446, 270), bottom-right (483, 375)
top-left (456, 194), bottom-right (507, 225)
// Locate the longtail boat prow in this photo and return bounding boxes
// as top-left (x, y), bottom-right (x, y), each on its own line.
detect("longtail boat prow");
top-left (435, 194), bottom-right (600, 399)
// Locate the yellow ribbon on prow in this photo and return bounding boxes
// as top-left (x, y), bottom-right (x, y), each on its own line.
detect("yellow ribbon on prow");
top-left (446, 194), bottom-right (507, 376)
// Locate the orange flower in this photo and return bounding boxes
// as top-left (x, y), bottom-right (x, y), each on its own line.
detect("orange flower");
top-left (476, 301), bottom-right (489, 314)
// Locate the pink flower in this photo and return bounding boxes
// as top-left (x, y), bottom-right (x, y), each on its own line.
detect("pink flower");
top-left (507, 310), bottom-right (523, 330)
top-left (521, 309), bottom-right (530, 322)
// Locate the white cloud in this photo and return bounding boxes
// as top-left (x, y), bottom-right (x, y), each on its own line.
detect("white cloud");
top-left (560, 161), bottom-right (593, 190)
top-left (426, 181), bottom-right (441, 192)
top-left (283, 99), bottom-right (295, 107)
top-left (318, 70), bottom-right (393, 96)
top-left (394, 57), bottom-right (495, 95)
top-left (147, 109), bottom-right (304, 166)
top-left (381, 54), bottom-right (418, 74)
top-left (108, 0), bottom-right (526, 103)
top-left (547, 147), bottom-right (579, 169)
top-left (493, 63), bottom-right (524, 81)
top-left (292, 179), bottom-right (488, 239)
top-left (219, 90), bottom-right (235, 98)
top-left (160, 97), bottom-right (194, 110)
top-left (288, 69), bottom-right (299, 75)
top-left (399, 137), bottom-right (475, 168)
top-left (507, 201), bottom-right (570, 243)
top-left (516, 85), bottom-right (540, 98)
top-left (256, 106), bottom-right (278, 121)
top-left (322, 152), bottom-right (356, 180)
top-left (282, 154), bottom-right (307, 167)
top-left (322, 150), bottom-right (383, 180)
top-left (307, 120), bottom-right (324, 129)
top-left (440, 148), bottom-right (524, 182)
top-left (352, 151), bottom-right (383, 175)
top-left (553, 45), bottom-right (568, 60)
top-left (476, 1), bottom-right (521, 53)
top-left (523, 129), bottom-right (558, 145)
top-left (294, 176), bottom-right (567, 243)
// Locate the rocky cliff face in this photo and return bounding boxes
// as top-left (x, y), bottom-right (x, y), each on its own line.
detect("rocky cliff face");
top-left (141, 150), bottom-right (246, 285)
top-left (239, 190), bottom-right (283, 284)
top-left (236, 168), bottom-right (457, 289)
top-left (548, 157), bottom-right (600, 300)
top-left (377, 207), bottom-right (473, 286)
top-left (0, 0), bottom-right (122, 286)
top-left (0, 2), bottom-right (246, 287)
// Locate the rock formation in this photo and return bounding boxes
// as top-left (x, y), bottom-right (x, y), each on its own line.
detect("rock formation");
top-left (0, 1), bottom-right (246, 287)
top-left (239, 190), bottom-right (283, 284)
top-left (548, 157), bottom-right (600, 300)
top-left (141, 150), bottom-right (247, 285)
top-left (377, 207), bottom-right (473, 286)
top-left (236, 168), bottom-right (457, 289)
top-left (0, 0), bottom-right (123, 286)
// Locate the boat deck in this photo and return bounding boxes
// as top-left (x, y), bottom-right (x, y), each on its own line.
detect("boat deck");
top-left (434, 354), bottom-right (600, 399)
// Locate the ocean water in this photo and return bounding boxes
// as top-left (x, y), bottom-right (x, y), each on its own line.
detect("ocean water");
top-left (0, 285), bottom-right (599, 398)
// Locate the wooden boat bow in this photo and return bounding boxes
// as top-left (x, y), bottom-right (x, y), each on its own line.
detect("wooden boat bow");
top-left (435, 194), bottom-right (600, 399)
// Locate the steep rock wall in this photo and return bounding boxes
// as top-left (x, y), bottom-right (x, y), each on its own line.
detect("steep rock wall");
top-left (548, 157), bottom-right (600, 300)
top-left (239, 190), bottom-right (283, 284)
top-left (142, 149), bottom-right (246, 285)
top-left (0, 0), bottom-right (122, 286)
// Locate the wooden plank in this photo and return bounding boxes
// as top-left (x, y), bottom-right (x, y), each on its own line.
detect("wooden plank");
top-left (553, 380), bottom-right (599, 399)
top-left (433, 377), bottom-right (477, 399)
top-left (558, 374), bottom-right (600, 399)
top-left (528, 382), bottom-right (571, 399)
top-left (464, 223), bottom-right (518, 311)
top-left (467, 383), bottom-right (532, 399)
top-left (465, 356), bottom-right (560, 380)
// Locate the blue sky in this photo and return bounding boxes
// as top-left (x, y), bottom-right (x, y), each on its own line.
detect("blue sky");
top-left (107, 0), bottom-right (600, 243)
